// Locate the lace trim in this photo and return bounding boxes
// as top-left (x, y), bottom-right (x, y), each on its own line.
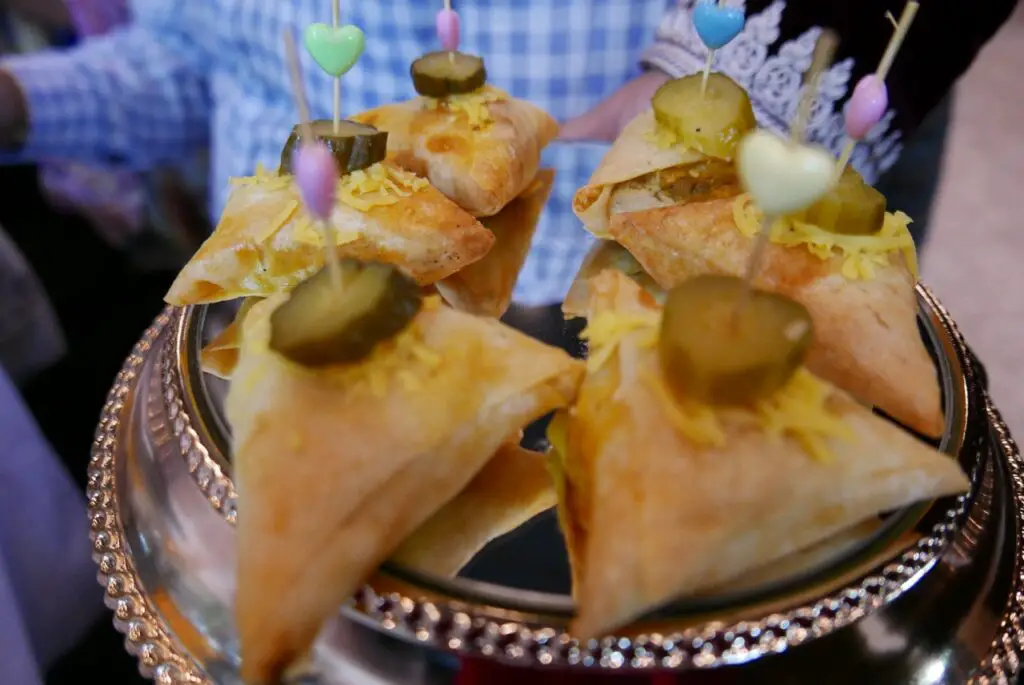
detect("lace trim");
top-left (641, 0), bottom-right (903, 185)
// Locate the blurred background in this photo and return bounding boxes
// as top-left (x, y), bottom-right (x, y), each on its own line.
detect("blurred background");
top-left (921, 2), bottom-right (1024, 436)
top-left (1, 1), bottom-right (1021, 683)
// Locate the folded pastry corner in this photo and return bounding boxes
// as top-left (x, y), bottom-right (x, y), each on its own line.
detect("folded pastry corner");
top-left (435, 169), bottom-right (555, 317)
top-left (608, 197), bottom-right (943, 437)
top-left (228, 295), bottom-right (583, 683)
top-left (166, 161), bottom-right (493, 306)
top-left (572, 109), bottom-right (720, 237)
top-left (559, 270), bottom-right (968, 640)
top-left (563, 239), bottom-right (666, 320)
top-left (391, 440), bottom-right (557, 577)
top-left (199, 298), bottom-right (260, 379)
top-left (354, 90), bottom-right (558, 217)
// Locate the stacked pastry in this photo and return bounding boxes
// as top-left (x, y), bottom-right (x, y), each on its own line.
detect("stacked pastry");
top-left (554, 72), bottom-right (966, 639)
top-left (353, 50), bottom-right (558, 316)
top-left (167, 48), bottom-right (971, 684)
top-left (162, 44), bottom-right (565, 685)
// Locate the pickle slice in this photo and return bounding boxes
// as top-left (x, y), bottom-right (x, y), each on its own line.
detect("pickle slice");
top-left (411, 51), bottom-right (487, 98)
top-left (651, 73), bottom-right (757, 160)
top-left (279, 120), bottom-right (388, 175)
top-left (269, 260), bottom-right (422, 367)
top-left (797, 167), bottom-right (887, 235)
top-left (658, 275), bottom-right (813, 406)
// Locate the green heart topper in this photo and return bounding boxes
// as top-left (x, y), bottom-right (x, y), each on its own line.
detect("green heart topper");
top-left (304, 23), bottom-right (366, 77)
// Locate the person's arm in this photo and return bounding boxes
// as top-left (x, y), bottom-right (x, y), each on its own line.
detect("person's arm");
top-left (0, 5), bottom-right (210, 171)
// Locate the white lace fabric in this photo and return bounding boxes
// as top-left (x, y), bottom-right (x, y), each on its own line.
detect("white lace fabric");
top-left (642, 0), bottom-right (903, 185)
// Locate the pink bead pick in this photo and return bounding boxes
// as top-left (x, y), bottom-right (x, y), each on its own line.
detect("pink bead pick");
top-left (844, 75), bottom-right (889, 141)
top-left (436, 8), bottom-right (460, 52)
top-left (293, 143), bottom-right (339, 221)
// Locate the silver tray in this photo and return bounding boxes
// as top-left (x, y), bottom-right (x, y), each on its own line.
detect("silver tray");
top-left (87, 285), bottom-right (1024, 684)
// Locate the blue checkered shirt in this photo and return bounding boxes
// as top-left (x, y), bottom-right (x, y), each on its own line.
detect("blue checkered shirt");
top-left (0, 0), bottom-right (681, 305)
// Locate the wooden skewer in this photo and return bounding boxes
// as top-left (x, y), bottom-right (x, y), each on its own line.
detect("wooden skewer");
top-left (837, 1), bottom-right (920, 174)
top-left (332, 0), bottom-right (342, 134)
top-left (285, 30), bottom-right (314, 144)
top-left (790, 30), bottom-right (838, 144)
top-left (284, 29), bottom-right (342, 291)
top-left (876, 1), bottom-right (919, 82)
top-left (737, 30), bottom-right (838, 317)
top-left (699, 0), bottom-right (731, 97)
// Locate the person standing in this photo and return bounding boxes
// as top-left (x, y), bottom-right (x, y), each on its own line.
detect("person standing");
top-left (0, 0), bottom-right (1013, 306)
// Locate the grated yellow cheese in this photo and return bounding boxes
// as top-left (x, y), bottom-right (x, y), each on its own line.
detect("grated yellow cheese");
top-left (230, 161), bottom-right (429, 217)
top-left (732, 194), bottom-right (919, 280)
top-left (423, 85), bottom-right (507, 129)
top-left (579, 311), bottom-right (660, 372)
top-left (640, 369), bottom-right (727, 447)
top-left (255, 200), bottom-right (299, 243)
top-left (582, 310), bottom-right (851, 461)
top-left (646, 123), bottom-right (688, 151)
top-left (319, 295), bottom-right (445, 399)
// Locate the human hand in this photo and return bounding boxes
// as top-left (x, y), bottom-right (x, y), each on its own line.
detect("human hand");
top-left (558, 70), bottom-right (670, 143)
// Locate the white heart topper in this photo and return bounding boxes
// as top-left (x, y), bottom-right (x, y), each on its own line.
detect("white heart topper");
top-left (737, 130), bottom-right (837, 216)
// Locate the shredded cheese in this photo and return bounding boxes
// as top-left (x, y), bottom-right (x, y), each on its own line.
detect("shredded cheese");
top-left (582, 310), bottom-right (852, 461)
top-left (230, 161), bottom-right (429, 220)
top-left (732, 194), bottom-right (919, 280)
top-left (579, 311), bottom-right (660, 372)
top-left (423, 85), bottom-right (507, 129)
top-left (319, 295), bottom-right (444, 399)
top-left (646, 123), bottom-right (683, 150)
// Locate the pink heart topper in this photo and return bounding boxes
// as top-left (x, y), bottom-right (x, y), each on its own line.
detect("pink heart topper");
top-left (436, 8), bottom-right (460, 52)
top-left (844, 75), bottom-right (889, 141)
top-left (293, 143), bottom-right (339, 221)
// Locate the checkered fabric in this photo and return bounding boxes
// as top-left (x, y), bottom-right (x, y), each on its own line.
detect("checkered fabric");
top-left (0, 0), bottom-right (676, 305)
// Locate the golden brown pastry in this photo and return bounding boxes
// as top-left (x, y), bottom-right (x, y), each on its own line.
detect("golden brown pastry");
top-left (571, 109), bottom-right (941, 437)
top-left (199, 298), bottom-right (260, 379)
top-left (166, 160), bottom-right (493, 306)
top-left (353, 88), bottom-right (558, 217)
top-left (552, 270), bottom-right (968, 639)
top-left (392, 440), bottom-right (556, 577)
top-left (434, 170), bottom-right (554, 317)
top-left (228, 294), bottom-right (583, 683)
top-left (563, 239), bottom-right (666, 319)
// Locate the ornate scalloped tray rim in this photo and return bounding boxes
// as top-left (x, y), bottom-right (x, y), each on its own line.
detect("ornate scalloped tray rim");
top-left (157, 285), bottom-right (973, 632)
top-left (83, 301), bottom-right (1021, 682)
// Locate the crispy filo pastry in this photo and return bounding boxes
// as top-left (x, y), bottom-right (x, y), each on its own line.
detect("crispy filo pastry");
top-left (353, 88), bottom-right (558, 217)
top-left (563, 239), bottom-right (666, 319)
top-left (434, 170), bottom-right (554, 317)
top-left (392, 440), bottom-right (556, 577)
top-left (200, 166), bottom-right (549, 374)
top-left (228, 295), bottom-right (583, 684)
top-left (202, 309), bottom-right (555, 574)
top-left (552, 270), bottom-right (968, 640)
top-left (199, 298), bottom-right (261, 379)
top-left (166, 160), bottom-right (494, 306)
top-left (572, 110), bottom-right (942, 438)
top-left (572, 110), bottom-right (729, 238)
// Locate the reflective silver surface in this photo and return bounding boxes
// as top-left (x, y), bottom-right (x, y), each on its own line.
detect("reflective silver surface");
top-left (87, 285), bottom-right (1024, 683)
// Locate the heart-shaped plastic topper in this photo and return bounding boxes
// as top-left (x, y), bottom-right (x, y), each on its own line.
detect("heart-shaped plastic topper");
top-left (737, 130), bottom-right (837, 216)
top-left (293, 142), bottom-right (339, 221)
top-left (304, 23), bottom-right (366, 77)
top-left (436, 8), bottom-right (460, 52)
top-left (693, 0), bottom-right (745, 50)
top-left (844, 75), bottom-right (889, 141)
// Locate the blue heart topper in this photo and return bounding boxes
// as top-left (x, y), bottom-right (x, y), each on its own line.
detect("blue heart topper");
top-left (693, 0), bottom-right (745, 50)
